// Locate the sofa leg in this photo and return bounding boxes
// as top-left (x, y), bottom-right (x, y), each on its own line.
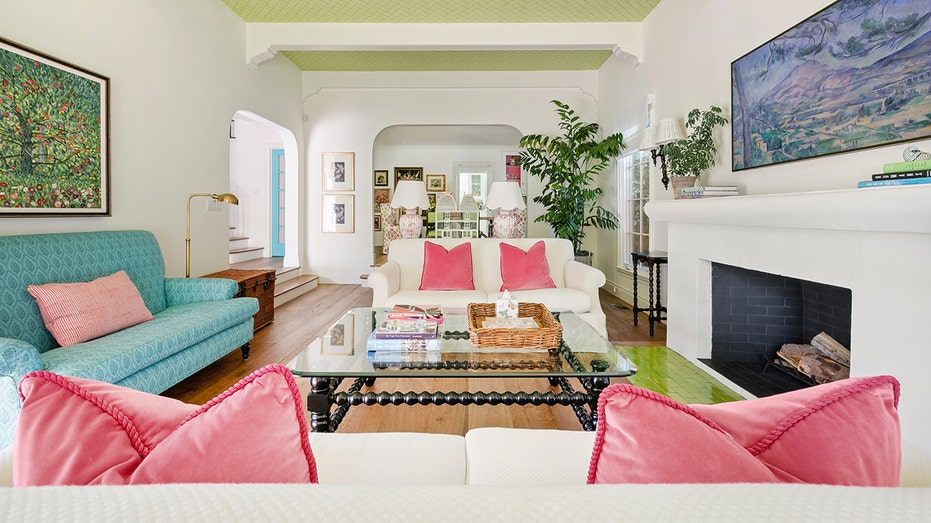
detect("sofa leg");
top-left (240, 342), bottom-right (250, 360)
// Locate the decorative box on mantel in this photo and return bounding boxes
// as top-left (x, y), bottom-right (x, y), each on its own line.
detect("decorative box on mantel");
top-left (203, 269), bottom-right (276, 331)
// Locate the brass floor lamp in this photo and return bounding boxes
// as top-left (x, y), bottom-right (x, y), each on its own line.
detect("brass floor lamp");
top-left (186, 193), bottom-right (239, 277)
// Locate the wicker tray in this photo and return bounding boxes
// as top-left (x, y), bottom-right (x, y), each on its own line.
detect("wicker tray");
top-left (467, 302), bottom-right (562, 349)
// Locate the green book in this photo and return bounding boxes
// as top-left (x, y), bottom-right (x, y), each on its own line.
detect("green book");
top-left (883, 159), bottom-right (931, 173)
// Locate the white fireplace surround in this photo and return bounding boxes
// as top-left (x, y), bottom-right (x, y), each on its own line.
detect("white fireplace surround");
top-left (646, 185), bottom-right (931, 454)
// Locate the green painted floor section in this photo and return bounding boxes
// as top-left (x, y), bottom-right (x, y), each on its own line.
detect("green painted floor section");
top-left (617, 346), bottom-right (745, 404)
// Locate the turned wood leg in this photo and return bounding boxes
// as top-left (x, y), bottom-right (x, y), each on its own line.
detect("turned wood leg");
top-left (307, 377), bottom-right (332, 433)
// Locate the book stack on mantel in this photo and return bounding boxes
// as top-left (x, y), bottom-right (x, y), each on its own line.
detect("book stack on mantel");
top-left (366, 305), bottom-right (443, 363)
top-left (678, 185), bottom-right (739, 199)
top-left (857, 159), bottom-right (931, 188)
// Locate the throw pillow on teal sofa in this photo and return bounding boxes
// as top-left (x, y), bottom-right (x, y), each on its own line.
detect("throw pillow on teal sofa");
top-left (0, 230), bottom-right (258, 449)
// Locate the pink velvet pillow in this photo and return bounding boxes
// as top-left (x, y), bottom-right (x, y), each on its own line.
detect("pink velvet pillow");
top-left (27, 270), bottom-right (154, 347)
top-left (419, 241), bottom-right (474, 290)
top-left (499, 241), bottom-right (556, 291)
top-left (588, 376), bottom-right (900, 486)
top-left (14, 365), bottom-right (318, 486)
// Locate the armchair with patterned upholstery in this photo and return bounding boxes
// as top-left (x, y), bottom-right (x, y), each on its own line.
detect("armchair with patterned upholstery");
top-left (380, 203), bottom-right (402, 254)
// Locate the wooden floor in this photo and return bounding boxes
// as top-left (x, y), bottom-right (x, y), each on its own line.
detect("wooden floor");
top-left (162, 285), bottom-right (666, 434)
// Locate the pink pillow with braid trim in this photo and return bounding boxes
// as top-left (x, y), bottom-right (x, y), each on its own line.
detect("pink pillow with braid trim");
top-left (499, 241), bottom-right (556, 291)
top-left (588, 376), bottom-right (901, 486)
top-left (14, 365), bottom-right (317, 486)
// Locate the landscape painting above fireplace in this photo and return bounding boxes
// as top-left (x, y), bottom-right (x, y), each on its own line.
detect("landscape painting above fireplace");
top-left (731, 0), bottom-right (931, 170)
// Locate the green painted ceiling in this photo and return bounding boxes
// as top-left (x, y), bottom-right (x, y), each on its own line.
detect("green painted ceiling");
top-left (221, 0), bottom-right (659, 71)
top-left (221, 0), bottom-right (660, 23)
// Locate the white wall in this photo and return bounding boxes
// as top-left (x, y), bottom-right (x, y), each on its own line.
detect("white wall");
top-left (302, 71), bottom-right (600, 283)
top-left (0, 0), bottom-right (304, 277)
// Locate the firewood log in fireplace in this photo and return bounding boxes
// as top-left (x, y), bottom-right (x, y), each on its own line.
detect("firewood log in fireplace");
top-left (776, 342), bottom-right (850, 385)
top-left (810, 332), bottom-right (850, 366)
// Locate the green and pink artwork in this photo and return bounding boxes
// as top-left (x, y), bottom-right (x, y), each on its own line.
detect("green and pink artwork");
top-left (0, 37), bottom-right (109, 215)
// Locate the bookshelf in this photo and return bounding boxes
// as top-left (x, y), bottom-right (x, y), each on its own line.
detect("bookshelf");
top-left (435, 211), bottom-right (480, 238)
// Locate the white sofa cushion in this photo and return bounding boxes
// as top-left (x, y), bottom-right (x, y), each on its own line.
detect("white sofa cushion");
top-left (308, 432), bottom-right (466, 485)
top-left (464, 427), bottom-right (597, 485)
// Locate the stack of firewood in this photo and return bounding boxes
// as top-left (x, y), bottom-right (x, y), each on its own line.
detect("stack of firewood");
top-left (776, 332), bottom-right (851, 384)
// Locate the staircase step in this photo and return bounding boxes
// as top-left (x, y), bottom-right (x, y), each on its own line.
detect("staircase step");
top-left (274, 274), bottom-right (318, 307)
top-left (229, 246), bottom-right (264, 264)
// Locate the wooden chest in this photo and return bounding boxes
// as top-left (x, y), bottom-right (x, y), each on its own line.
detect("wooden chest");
top-left (203, 269), bottom-right (276, 331)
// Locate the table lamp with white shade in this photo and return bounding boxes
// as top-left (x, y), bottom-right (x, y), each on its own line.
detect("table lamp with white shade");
top-left (485, 181), bottom-right (526, 238)
top-left (391, 180), bottom-right (430, 238)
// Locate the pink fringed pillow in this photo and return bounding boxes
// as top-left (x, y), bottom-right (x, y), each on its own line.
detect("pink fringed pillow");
top-left (588, 376), bottom-right (900, 486)
top-left (14, 365), bottom-right (318, 486)
top-left (419, 241), bottom-right (474, 290)
top-left (499, 241), bottom-right (556, 291)
top-left (27, 270), bottom-right (154, 346)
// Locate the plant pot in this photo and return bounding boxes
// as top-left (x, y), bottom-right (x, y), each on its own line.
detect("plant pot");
top-left (671, 176), bottom-right (698, 199)
top-left (574, 253), bottom-right (592, 266)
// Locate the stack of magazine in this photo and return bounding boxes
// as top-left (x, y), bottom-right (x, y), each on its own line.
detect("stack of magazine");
top-left (857, 159), bottom-right (931, 188)
top-left (366, 305), bottom-right (443, 363)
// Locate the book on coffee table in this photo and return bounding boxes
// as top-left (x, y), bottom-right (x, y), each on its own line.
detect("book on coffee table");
top-left (373, 318), bottom-right (439, 339)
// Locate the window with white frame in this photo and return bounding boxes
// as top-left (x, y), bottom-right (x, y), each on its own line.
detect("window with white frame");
top-left (619, 150), bottom-right (651, 268)
top-left (455, 162), bottom-right (491, 207)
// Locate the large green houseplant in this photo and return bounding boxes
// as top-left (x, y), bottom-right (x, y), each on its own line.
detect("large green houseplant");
top-left (519, 100), bottom-right (625, 257)
top-left (663, 106), bottom-right (728, 183)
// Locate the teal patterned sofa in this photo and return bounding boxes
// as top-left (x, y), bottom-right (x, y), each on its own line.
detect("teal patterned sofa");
top-left (0, 230), bottom-right (259, 449)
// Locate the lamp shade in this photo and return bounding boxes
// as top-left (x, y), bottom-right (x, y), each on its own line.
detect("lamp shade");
top-left (639, 126), bottom-right (657, 151)
top-left (435, 192), bottom-right (457, 212)
top-left (654, 117), bottom-right (686, 145)
top-left (484, 182), bottom-right (525, 211)
top-left (391, 180), bottom-right (430, 210)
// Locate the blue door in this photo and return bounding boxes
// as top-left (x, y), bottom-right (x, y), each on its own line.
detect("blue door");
top-left (271, 149), bottom-right (286, 257)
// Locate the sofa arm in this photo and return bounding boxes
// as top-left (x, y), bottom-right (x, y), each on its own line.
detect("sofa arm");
top-left (0, 338), bottom-right (42, 450)
top-left (564, 260), bottom-right (606, 295)
top-left (368, 261), bottom-right (401, 306)
top-left (164, 277), bottom-right (238, 307)
top-left (0, 338), bottom-right (42, 385)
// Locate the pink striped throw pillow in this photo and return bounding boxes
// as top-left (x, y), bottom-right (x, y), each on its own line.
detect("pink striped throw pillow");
top-left (27, 270), bottom-right (154, 346)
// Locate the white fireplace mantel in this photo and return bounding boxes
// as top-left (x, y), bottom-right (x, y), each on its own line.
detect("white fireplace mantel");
top-left (646, 184), bottom-right (931, 234)
top-left (646, 184), bottom-right (931, 454)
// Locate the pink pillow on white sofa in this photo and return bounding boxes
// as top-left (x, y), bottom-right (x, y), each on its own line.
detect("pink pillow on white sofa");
top-left (27, 270), bottom-right (154, 346)
top-left (499, 241), bottom-right (556, 291)
top-left (419, 241), bottom-right (475, 290)
top-left (14, 365), bottom-right (317, 486)
top-left (588, 376), bottom-right (901, 486)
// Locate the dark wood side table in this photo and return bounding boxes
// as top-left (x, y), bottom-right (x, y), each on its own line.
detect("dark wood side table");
top-left (631, 251), bottom-right (668, 336)
top-left (203, 269), bottom-right (276, 332)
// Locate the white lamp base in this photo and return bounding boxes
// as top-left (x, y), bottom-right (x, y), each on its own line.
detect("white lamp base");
top-left (493, 210), bottom-right (521, 238)
top-left (399, 210), bottom-right (422, 238)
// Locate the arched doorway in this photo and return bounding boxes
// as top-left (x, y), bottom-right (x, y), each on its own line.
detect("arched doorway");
top-left (229, 110), bottom-right (300, 269)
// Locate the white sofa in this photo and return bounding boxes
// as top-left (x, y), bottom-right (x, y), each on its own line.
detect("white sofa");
top-left (1, 428), bottom-right (929, 521)
top-left (368, 238), bottom-right (609, 336)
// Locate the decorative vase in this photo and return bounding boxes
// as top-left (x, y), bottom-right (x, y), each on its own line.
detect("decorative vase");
top-left (671, 176), bottom-right (698, 199)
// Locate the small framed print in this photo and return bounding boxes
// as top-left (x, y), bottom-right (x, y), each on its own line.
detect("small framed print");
top-left (322, 152), bottom-right (354, 191)
top-left (322, 194), bottom-right (354, 233)
top-left (426, 174), bottom-right (446, 192)
top-left (394, 167), bottom-right (423, 188)
top-left (374, 169), bottom-right (389, 187)
top-left (374, 187), bottom-right (390, 212)
top-left (427, 193), bottom-right (437, 210)
top-left (374, 214), bottom-right (382, 232)
top-left (321, 315), bottom-right (354, 356)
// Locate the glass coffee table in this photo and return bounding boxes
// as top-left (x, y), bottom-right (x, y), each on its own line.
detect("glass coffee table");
top-left (287, 307), bottom-right (636, 432)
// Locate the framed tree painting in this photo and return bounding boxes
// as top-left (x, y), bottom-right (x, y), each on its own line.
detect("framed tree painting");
top-left (322, 152), bottom-right (354, 191)
top-left (0, 37), bottom-right (110, 216)
top-left (373, 169), bottom-right (389, 187)
top-left (732, 0), bottom-right (931, 171)
top-left (322, 194), bottom-right (354, 233)
top-left (373, 187), bottom-right (390, 212)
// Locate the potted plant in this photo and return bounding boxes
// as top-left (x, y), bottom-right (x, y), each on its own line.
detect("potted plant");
top-left (519, 100), bottom-right (625, 262)
top-left (662, 106), bottom-right (728, 198)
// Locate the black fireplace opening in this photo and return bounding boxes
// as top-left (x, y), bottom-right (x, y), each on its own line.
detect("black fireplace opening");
top-left (699, 263), bottom-right (852, 397)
